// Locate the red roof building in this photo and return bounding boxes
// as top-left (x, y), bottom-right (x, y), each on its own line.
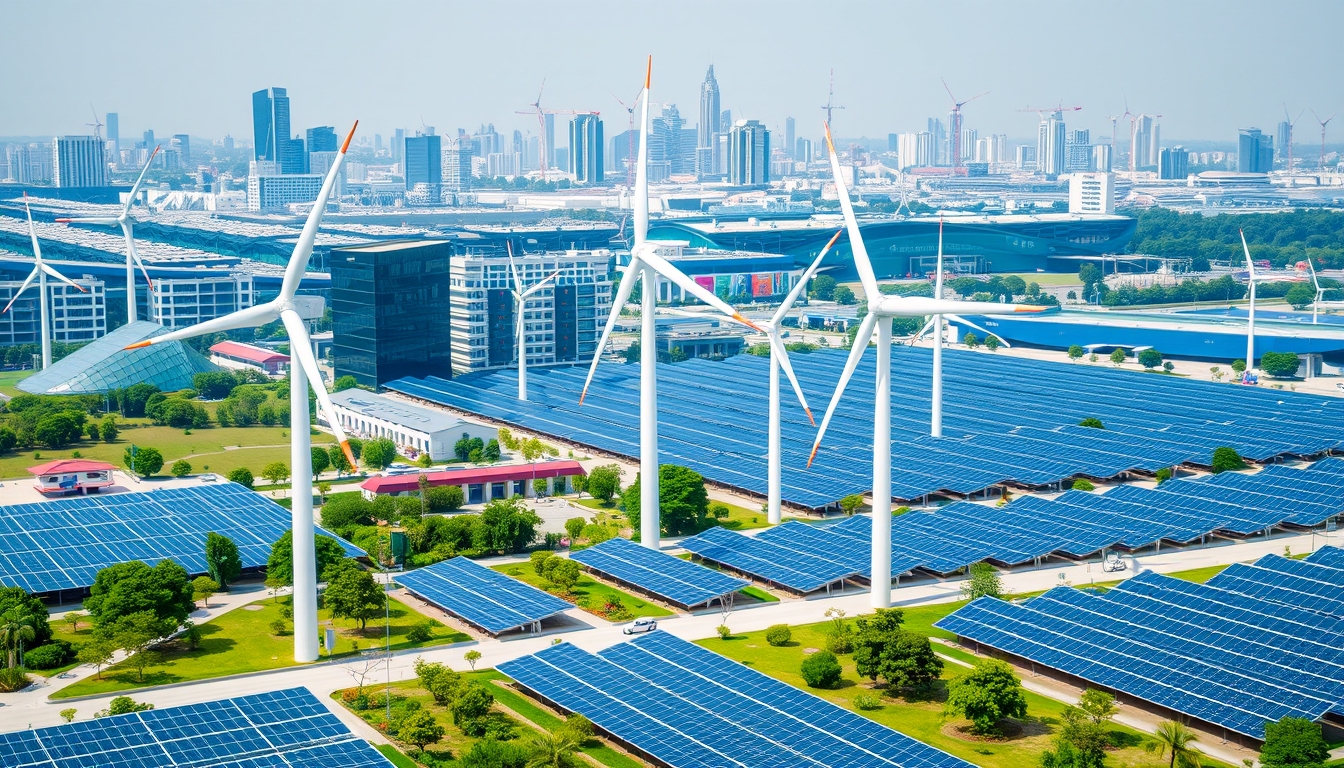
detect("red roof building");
top-left (28, 459), bottom-right (117, 495)
top-left (360, 460), bottom-right (586, 505)
top-left (209, 341), bottom-right (290, 375)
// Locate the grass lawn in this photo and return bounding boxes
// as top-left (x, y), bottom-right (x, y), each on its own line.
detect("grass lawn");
top-left (333, 672), bottom-right (642, 768)
top-left (740, 586), bottom-right (779, 603)
top-left (699, 609), bottom-right (1233, 768)
top-left (491, 564), bottom-right (672, 621)
top-left (572, 495), bottom-right (782, 532)
top-left (999, 272), bottom-right (1082, 287)
top-left (373, 743), bottom-right (416, 768)
top-left (52, 594), bottom-right (469, 700)
top-left (0, 368), bottom-right (33, 398)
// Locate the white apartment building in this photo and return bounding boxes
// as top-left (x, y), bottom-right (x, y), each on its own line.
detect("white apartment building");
top-left (152, 274), bottom-right (254, 329)
top-left (449, 249), bottom-right (613, 375)
top-left (247, 160), bottom-right (325, 211)
top-left (1069, 173), bottom-right (1117, 215)
top-left (0, 278), bottom-right (105, 345)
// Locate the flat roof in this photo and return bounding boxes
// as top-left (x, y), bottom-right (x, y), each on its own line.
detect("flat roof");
top-left (210, 340), bottom-right (289, 364)
top-left (331, 238), bottom-right (445, 253)
top-left (672, 211), bottom-right (1132, 235)
top-left (361, 459), bottom-right (585, 494)
top-left (28, 459), bottom-right (116, 475)
top-left (331, 388), bottom-right (474, 434)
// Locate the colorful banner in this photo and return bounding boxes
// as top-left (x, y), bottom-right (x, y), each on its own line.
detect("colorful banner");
top-left (694, 276), bottom-right (715, 293)
top-left (751, 273), bottom-right (773, 297)
top-left (714, 274), bottom-right (731, 299)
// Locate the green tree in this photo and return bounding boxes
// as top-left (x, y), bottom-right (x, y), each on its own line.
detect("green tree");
top-left (1066, 346), bottom-right (1085, 361)
top-left (1285, 283), bottom-right (1316, 310)
top-left (427, 485), bottom-right (464, 512)
top-left (1109, 348), bottom-right (1126, 366)
top-left (961, 562), bottom-right (1003, 600)
top-left (323, 568), bottom-right (385, 630)
top-left (1231, 358), bottom-right (1247, 373)
top-left (622, 465), bottom-right (710, 537)
top-left (483, 439), bottom-right (501, 462)
top-left (0, 587), bottom-right (51, 649)
top-left (362, 437), bottom-right (398, 469)
top-left (473, 496), bottom-right (542, 554)
top-left (1259, 351), bottom-right (1301, 378)
top-left (1143, 720), bottom-right (1203, 768)
top-left (328, 445), bottom-right (352, 476)
top-left (944, 658), bottom-right (1029, 735)
top-left (170, 459), bottom-right (192, 477)
top-left (964, 332), bottom-right (980, 348)
top-left (261, 461), bottom-right (290, 487)
top-left (522, 728), bottom-right (581, 768)
top-left (105, 694), bottom-right (154, 715)
top-left (840, 494), bottom-right (865, 516)
top-left (1078, 417), bottom-right (1105, 429)
top-left (399, 708), bottom-right (445, 754)
top-left (191, 576), bottom-right (219, 607)
top-left (810, 274), bottom-right (838, 300)
top-left (1077, 689), bottom-right (1118, 725)
top-left (465, 649), bottom-right (482, 671)
top-left (414, 657), bottom-right (461, 704)
top-left (1001, 275), bottom-right (1027, 297)
top-left (0, 607), bottom-right (37, 668)
top-left (800, 649), bottom-right (843, 688)
top-left (1211, 446), bottom-right (1246, 474)
top-left (1137, 348), bottom-right (1163, 369)
top-left (35, 413), bottom-right (82, 449)
top-left (204, 532), bottom-right (242, 590)
top-left (1259, 716), bottom-right (1330, 768)
top-left (108, 611), bottom-right (173, 682)
top-left (332, 375), bottom-right (360, 392)
top-left (310, 446), bottom-right (330, 479)
top-left (266, 530), bottom-right (349, 586)
top-left (1155, 467), bottom-right (1173, 485)
top-left (984, 335), bottom-right (1001, 352)
top-left (765, 624), bottom-right (792, 646)
top-left (192, 371), bottom-right (238, 399)
top-left (76, 639), bottom-right (115, 679)
top-left (226, 467), bottom-right (254, 488)
top-left (586, 464), bottom-right (622, 503)
top-left (450, 681), bottom-right (495, 728)
top-left (124, 446), bottom-right (165, 476)
top-left (564, 517), bottom-right (586, 542)
top-left (544, 558), bottom-right (581, 593)
top-left (833, 285), bottom-right (857, 305)
top-left (84, 560), bottom-right (195, 627)
top-left (0, 426), bottom-right (16, 453)
top-left (99, 416), bottom-right (118, 442)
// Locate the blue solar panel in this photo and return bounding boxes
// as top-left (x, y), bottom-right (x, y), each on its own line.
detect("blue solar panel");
top-left (0, 483), bottom-right (361, 595)
top-left (1305, 546), bottom-right (1344, 570)
top-left (384, 346), bottom-right (1344, 508)
top-left (0, 687), bottom-right (391, 768)
top-left (569, 537), bottom-right (747, 607)
top-left (499, 632), bottom-right (972, 768)
top-left (395, 556), bottom-right (572, 635)
top-left (679, 525), bottom-right (862, 593)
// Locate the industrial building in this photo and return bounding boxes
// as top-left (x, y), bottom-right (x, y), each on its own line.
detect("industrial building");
top-left (0, 276), bottom-right (105, 345)
top-left (152, 273), bottom-right (254, 329)
top-left (619, 241), bottom-right (804, 302)
top-left (325, 388), bottom-right (496, 462)
top-left (209, 340), bottom-right (289, 376)
top-left (359, 459), bottom-right (584, 503)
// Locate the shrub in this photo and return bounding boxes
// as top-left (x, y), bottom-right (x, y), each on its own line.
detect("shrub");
top-left (269, 618), bottom-right (286, 635)
top-left (1155, 467), bottom-right (1173, 485)
top-left (944, 658), bottom-right (1028, 735)
top-left (1109, 348), bottom-right (1127, 365)
top-left (0, 667), bottom-right (31, 692)
top-left (853, 692), bottom-right (882, 711)
top-left (764, 624), bottom-right (792, 646)
top-left (1137, 348), bottom-right (1163, 369)
top-left (406, 622), bottom-right (434, 643)
top-left (170, 460), bottom-right (192, 477)
top-left (105, 695), bottom-right (153, 716)
top-left (716, 624), bottom-right (732, 640)
top-left (1070, 478), bottom-right (1095, 491)
top-left (1260, 716), bottom-right (1330, 768)
top-left (227, 468), bottom-right (254, 488)
top-left (1077, 417), bottom-right (1104, 429)
top-left (1259, 351), bottom-right (1300, 378)
top-left (1067, 345), bottom-right (1084, 361)
top-left (800, 650), bottom-right (843, 688)
top-left (1211, 446), bottom-right (1246, 474)
top-left (22, 641), bottom-right (72, 670)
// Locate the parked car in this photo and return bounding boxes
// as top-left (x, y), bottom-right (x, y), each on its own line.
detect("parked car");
top-left (622, 618), bottom-right (658, 635)
top-left (199, 474), bottom-right (218, 483)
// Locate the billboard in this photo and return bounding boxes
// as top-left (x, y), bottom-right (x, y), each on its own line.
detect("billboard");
top-left (694, 276), bottom-right (715, 293)
top-left (714, 275), bottom-right (731, 299)
top-left (751, 273), bottom-right (773, 297)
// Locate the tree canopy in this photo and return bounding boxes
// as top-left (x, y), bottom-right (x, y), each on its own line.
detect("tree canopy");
top-left (84, 560), bottom-right (195, 627)
top-left (204, 533), bottom-right (242, 590)
top-left (266, 530), bottom-right (350, 586)
top-left (622, 464), bottom-right (710, 536)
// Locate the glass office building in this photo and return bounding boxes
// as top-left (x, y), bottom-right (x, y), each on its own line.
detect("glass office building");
top-left (331, 240), bottom-right (453, 388)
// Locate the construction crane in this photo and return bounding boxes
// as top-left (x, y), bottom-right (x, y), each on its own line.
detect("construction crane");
top-left (943, 80), bottom-right (988, 171)
top-left (612, 89), bottom-right (641, 188)
top-left (515, 80), bottom-right (597, 176)
top-left (1108, 98), bottom-right (1133, 155)
top-left (1283, 104), bottom-right (1305, 179)
top-left (1313, 110), bottom-right (1336, 172)
top-left (86, 105), bottom-right (104, 140)
top-left (1124, 109), bottom-right (1162, 172)
top-left (821, 69), bottom-right (845, 128)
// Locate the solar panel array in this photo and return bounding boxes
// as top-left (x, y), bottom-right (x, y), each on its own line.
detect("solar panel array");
top-left (680, 461), bottom-right (1344, 592)
top-left (498, 631), bottom-right (972, 768)
top-left (383, 346), bottom-right (1344, 508)
top-left (569, 537), bottom-right (748, 608)
top-left (0, 687), bottom-right (392, 768)
top-left (935, 547), bottom-right (1344, 739)
top-left (0, 482), bottom-right (362, 595)
top-left (395, 556), bottom-right (572, 635)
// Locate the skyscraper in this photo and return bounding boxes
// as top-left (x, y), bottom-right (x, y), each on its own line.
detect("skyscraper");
top-left (795, 138), bottom-right (812, 165)
top-left (441, 139), bottom-right (473, 192)
top-left (106, 113), bottom-right (119, 154)
top-left (172, 134), bottom-right (191, 164)
top-left (1065, 129), bottom-right (1091, 172)
top-left (1238, 128), bottom-right (1274, 173)
top-left (251, 87), bottom-right (290, 163)
top-left (928, 118), bottom-right (947, 166)
top-left (728, 120), bottom-right (770, 185)
top-left (1159, 146), bottom-right (1189, 180)
top-left (785, 117), bottom-right (795, 161)
top-left (1130, 116), bottom-right (1159, 171)
top-left (1276, 121), bottom-right (1291, 161)
top-left (1037, 113), bottom-right (1066, 176)
top-left (545, 114), bottom-right (556, 168)
top-left (652, 105), bottom-right (687, 177)
top-left (307, 126), bottom-right (337, 153)
top-left (404, 134), bottom-right (442, 192)
top-left (392, 128), bottom-right (405, 165)
top-left (142, 129), bottom-right (155, 150)
top-left (569, 114), bottom-right (604, 183)
top-left (52, 136), bottom-right (108, 187)
top-left (697, 66), bottom-right (721, 177)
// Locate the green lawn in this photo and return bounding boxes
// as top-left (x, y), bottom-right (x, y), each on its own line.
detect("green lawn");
top-left (740, 586), bottom-right (779, 603)
top-left (573, 495), bottom-right (789, 532)
top-left (52, 594), bottom-right (469, 700)
top-left (491, 564), bottom-right (672, 620)
top-left (0, 368), bottom-right (33, 398)
top-left (373, 743), bottom-right (416, 768)
top-left (699, 609), bottom-right (1233, 768)
top-left (999, 272), bottom-right (1082, 287)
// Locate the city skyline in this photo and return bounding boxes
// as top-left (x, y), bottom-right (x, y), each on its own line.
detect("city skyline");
top-left (2, 0), bottom-right (1340, 146)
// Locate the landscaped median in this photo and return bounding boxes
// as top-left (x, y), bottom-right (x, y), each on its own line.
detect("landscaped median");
top-left (50, 594), bottom-right (469, 700)
top-left (490, 561), bottom-right (672, 621)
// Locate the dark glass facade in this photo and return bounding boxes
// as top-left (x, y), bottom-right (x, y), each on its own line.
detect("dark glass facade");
top-left (554, 285), bottom-right (577, 362)
top-left (332, 240), bottom-right (452, 388)
top-left (486, 289), bottom-right (513, 366)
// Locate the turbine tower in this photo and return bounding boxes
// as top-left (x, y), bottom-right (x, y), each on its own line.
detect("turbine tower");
top-left (1240, 229), bottom-right (1274, 371)
top-left (581, 57), bottom-right (760, 550)
top-left (5, 198), bottom-right (89, 369)
top-left (809, 123), bottom-right (1045, 609)
top-left (126, 123), bottom-right (361, 663)
top-left (1307, 256), bottom-right (1324, 324)
top-left (507, 242), bottom-right (559, 401)
top-left (57, 146), bottom-right (161, 325)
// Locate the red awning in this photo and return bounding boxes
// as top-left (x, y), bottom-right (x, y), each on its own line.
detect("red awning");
top-left (27, 459), bottom-right (117, 476)
top-left (209, 340), bottom-right (290, 365)
top-left (360, 460), bottom-right (586, 495)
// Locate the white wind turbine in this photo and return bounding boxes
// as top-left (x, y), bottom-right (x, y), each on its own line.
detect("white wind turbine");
top-left (126, 123), bottom-right (360, 663)
top-left (1306, 256), bottom-right (1324, 324)
top-left (1240, 229), bottom-right (1273, 370)
top-left (507, 242), bottom-right (560, 401)
top-left (56, 146), bottom-right (160, 325)
top-left (809, 123), bottom-right (1045, 608)
top-left (581, 57), bottom-right (761, 550)
top-left (5, 198), bottom-right (89, 369)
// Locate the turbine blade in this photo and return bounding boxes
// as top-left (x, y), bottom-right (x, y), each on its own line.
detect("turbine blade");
top-left (123, 223), bottom-right (155, 293)
top-left (773, 229), bottom-right (842, 324)
top-left (880, 297), bottom-right (1048, 316)
top-left (123, 302), bottom-right (278, 349)
top-left (824, 123), bottom-right (880, 301)
top-left (1240, 229), bottom-right (1255, 278)
top-left (580, 256), bottom-right (641, 405)
top-left (771, 331), bottom-right (813, 426)
top-left (280, 121), bottom-right (357, 300)
top-left (41, 264), bottom-right (87, 292)
top-left (125, 145), bottom-right (161, 216)
top-left (2, 269), bottom-right (39, 314)
top-left (24, 201), bottom-right (43, 262)
top-left (506, 242), bottom-right (523, 292)
top-left (943, 313), bottom-right (1010, 347)
top-left (908, 316), bottom-right (936, 346)
top-left (281, 309), bottom-right (357, 468)
top-left (636, 244), bottom-right (763, 332)
top-left (521, 269), bottom-right (561, 298)
top-left (55, 217), bottom-right (119, 226)
top-left (808, 312), bottom-right (877, 468)
top-left (634, 56), bottom-right (651, 246)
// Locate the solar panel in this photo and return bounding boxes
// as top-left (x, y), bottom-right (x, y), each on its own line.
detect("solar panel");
top-left (499, 632), bottom-right (972, 768)
top-left (1305, 546), bottom-right (1344, 570)
top-left (569, 537), bottom-right (748, 608)
top-left (395, 556), bottom-right (572, 635)
top-left (0, 687), bottom-right (391, 768)
top-left (679, 525), bottom-right (861, 593)
top-left (0, 483), bottom-right (362, 595)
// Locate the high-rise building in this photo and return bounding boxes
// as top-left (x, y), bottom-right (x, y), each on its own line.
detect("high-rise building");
top-left (106, 113), bottom-right (119, 154)
top-left (251, 87), bottom-right (291, 163)
top-left (332, 240), bottom-right (454, 388)
top-left (246, 161), bottom-right (323, 211)
top-left (1159, 146), bottom-right (1189, 180)
top-left (307, 126), bottom-right (337, 153)
top-left (652, 105), bottom-right (687, 177)
top-left (1276, 121), bottom-right (1291, 161)
top-left (895, 132), bottom-right (934, 169)
top-left (307, 151), bottom-right (344, 196)
top-left (1064, 129), bottom-right (1091, 172)
top-left (569, 114), bottom-right (603, 183)
top-left (1016, 145), bottom-right (1037, 170)
top-left (545, 114), bottom-right (556, 168)
top-left (152, 274), bottom-right (254, 330)
top-left (1092, 144), bottom-right (1113, 173)
top-left (928, 118), bottom-right (947, 165)
top-left (404, 134), bottom-right (442, 193)
top-left (142, 129), bottom-right (155, 150)
top-left (52, 136), bottom-right (108, 187)
top-left (171, 134), bottom-right (191, 165)
top-left (448, 248), bottom-right (613, 375)
top-left (1069, 173), bottom-right (1115, 215)
top-left (697, 66), bottom-right (722, 177)
top-left (785, 117), bottom-right (795, 162)
top-left (1238, 128), bottom-right (1274, 173)
top-left (1130, 115), bottom-right (1159, 171)
top-left (1036, 113), bottom-right (1067, 176)
top-left (392, 128), bottom-right (405, 165)
top-left (441, 139), bottom-right (473, 192)
top-left (727, 120), bottom-right (770, 185)
top-left (795, 138), bottom-right (812, 165)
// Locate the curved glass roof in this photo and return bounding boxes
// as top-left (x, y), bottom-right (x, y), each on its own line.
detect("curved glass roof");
top-left (19, 320), bottom-right (220, 395)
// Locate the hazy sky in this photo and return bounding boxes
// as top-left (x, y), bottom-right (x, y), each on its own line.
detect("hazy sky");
top-left (5, 0), bottom-right (1341, 146)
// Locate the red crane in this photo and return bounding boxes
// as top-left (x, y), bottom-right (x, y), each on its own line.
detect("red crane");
top-left (1313, 110), bottom-right (1337, 171)
top-left (943, 79), bottom-right (988, 170)
top-left (612, 89), bottom-right (641, 188)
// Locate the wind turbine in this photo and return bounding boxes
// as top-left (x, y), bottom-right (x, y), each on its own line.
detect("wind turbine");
top-left (507, 242), bottom-right (559, 401)
top-left (809, 122), bottom-right (1045, 609)
top-left (581, 57), bottom-right (760, 550)
top-left (1306, 256), bottom-right (1324, 324)
top-left (56, 146), bottom-right (160, 325)
top-left (1283, 104), bottom-right (1305, 180)
top-left (1239, 229), bottom-right (1272, 371)
top-left (1313, 110), bottom-right (1336, 172)
top-left (125, 122), bottom-right (361, 663)
top-left (5, 198), bottom-right (89, 369)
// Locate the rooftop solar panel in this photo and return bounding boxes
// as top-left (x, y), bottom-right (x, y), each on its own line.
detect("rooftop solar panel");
top-left (499, 632), bottom-right (973, 768)
top-left (0, 687), bottom-right (391, 768)
top-left (569, 537), bottom-right (748, 607)
top-left (395, 556), bottom-right (572, 635)
top-left (0, 483), bottom-right (361, 595)
top-left (1304, 546), bottom-right (1344, 570)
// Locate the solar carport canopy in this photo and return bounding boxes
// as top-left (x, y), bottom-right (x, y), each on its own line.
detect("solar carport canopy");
top-left (396, 556), bottom-right (572, 635)
top-left (570, 536), bottom-right (748, 607)
top-left (0, 482), bottom-right (361, 595)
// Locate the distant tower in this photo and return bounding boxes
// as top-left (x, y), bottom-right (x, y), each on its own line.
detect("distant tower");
top-left (106, 113), bottom-right (119, 155)
top-left (697, 66), bottom-right (721, 177)
top-left (570, 115), bottom-right (604, 183)
top-left (785, 117), bottom-right (796, 161)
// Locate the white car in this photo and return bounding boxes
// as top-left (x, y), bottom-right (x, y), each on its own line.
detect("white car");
top-left (199, 474), bottom-right (218, 483)
top-left (622, 618), bottom-right (658, 635)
